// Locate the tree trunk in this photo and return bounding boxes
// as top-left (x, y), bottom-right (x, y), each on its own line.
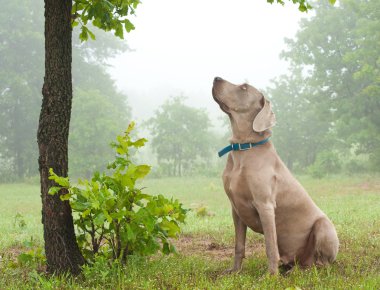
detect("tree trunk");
top-left (178, 159), bottom-right (182, 177)
top-left (37, 0), bottom-right (84, 274)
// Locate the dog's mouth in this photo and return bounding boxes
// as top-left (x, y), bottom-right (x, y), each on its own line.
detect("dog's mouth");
top-left (212, 87), bottom-right (230, 115)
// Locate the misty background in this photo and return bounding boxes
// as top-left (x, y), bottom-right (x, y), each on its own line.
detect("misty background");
top-left (0, 0), bottom-right (379, 181)
top-left (109, 0), bottom-right (303, 121)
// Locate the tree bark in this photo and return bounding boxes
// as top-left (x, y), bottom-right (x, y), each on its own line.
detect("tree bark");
top-left (37, 0), bottom-right (84, 274)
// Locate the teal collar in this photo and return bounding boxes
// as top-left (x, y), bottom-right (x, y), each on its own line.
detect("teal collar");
top-left (218, 137), bottom-right (270, 157)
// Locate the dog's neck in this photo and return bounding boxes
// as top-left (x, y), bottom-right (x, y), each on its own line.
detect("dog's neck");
top-left (229, 113), bottom-right (271, 143)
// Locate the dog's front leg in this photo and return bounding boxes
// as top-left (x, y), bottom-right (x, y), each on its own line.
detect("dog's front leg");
top-left (225, 207), bottom-right (247, 274)
top-left (257, 203), bottom-right (280, 275)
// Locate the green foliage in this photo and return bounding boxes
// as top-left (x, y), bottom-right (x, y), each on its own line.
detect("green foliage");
top-left (147, 96), bottom-right (214, 176)
top-left (69, 88), bottom-right (130, 178)
top-left (269, 0), bottom-right (380, 173)
top-left (195, 205), bottom-right (214, 218)
top-left (266, 0), bottom-right (336, 12)
top-left (268, 69), bottom-right (335, 172)
top-left (13, 213), bottom-right (26, 229)
top-left (266, 0), bottom-right (312, 12)
top-left (344, 159), bottom-right (367, 175)
top-left (49, 123), bottom-right (187, 263)
top-left (72, 0), bottom-right (140, 41)
top-left (308, 151), bottom-right (341, 178)
top-left (0, 0), bottom-right (131, 181)
top-left (190, 203), bottom-right (215, 218)
top-left (17, 247), bottom-right (45, 268)
top-left (0, 1), bottom-right (44, 180)
top-left (81, 255), bottom-right (124, 283)
top-left (2, 176), bottom-right (380, 288)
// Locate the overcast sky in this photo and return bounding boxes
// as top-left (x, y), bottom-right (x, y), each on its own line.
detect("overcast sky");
top-left (109, 0), bottom-right (306, 123)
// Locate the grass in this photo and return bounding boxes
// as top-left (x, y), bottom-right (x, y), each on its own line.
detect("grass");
top-left (0, 175), bottom-right (380, 289)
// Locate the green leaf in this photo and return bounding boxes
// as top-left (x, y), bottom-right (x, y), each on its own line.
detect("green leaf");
top-left (135, 165), bottom-right (151, 179)
top-left (17, 253), bottom-right (33, 265)
top-left (48, 168), bottom-right (70, 187)
top-left (120, 229), bottom-right (128, 245)
top-left (81, 208), bottom-right (91, 218)
top-left (160, 219), bottom-right (181, 237)
top-left (60, 193), bottom-right (71, 201)
top-left (48, 186), bottom-right (61, 196)
top-left (298, 3), bottom-right (307, 12)
top-left (123, 19), bottom-right (135, 33)
top-left (132, 1), bottom-right (139, 9)
top-left (72, 200), bottom-right (91, 211)
top-left (79, 26), bottom-right (89, 42)
top-left (91, 199), bottom-right (100, 209)
top-left (94, 212), bottom-right (105, 226)
top-left (126, 121), bottom-right (135, 134)
top-left (114, 22), bottom-right (124, 39)
top-left (126, 224), bottom-right (136, 241)
top-left (121, 174), bottom-right (134, 188)
top-left (103, 210), bottom-right (112, 223)
top-left (162, 242), bottom-right (170, 255)
top-left (131, 138), bottom-right (147, 148)
top-left (105, 197), bottom-right (116, 209)
top-left (110, 210), bottom-right (127, 221)
top-left (114, 147), bottom-right (122, 155)
top-left (87, 28), bottom-right (96, 40)
top-left (104, 0), bottom-right (115, 10)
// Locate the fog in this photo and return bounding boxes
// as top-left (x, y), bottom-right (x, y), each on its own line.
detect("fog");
top-left (109, 0), bottom-right (304, 122)
top-left (2, 0), bottom-right (378, 181)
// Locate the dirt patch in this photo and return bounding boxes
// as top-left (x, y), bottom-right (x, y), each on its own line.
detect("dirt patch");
top-left (173, 234), bottom-right (265, 261)
top-left (0, 245), bottom-right (27, 261)
top-left (345, 180), bottom-right (380, 194)
top-left (358, 181), bottom-right (380, 192)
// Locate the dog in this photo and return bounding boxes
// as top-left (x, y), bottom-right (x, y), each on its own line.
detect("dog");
top-left (212, 77), bottom-right (339, 275)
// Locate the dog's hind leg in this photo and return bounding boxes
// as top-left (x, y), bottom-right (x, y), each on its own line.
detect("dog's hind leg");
top-left (299, 217), bottom-right (339, 267)
top-left (313, 217), bottom-right (339, 265)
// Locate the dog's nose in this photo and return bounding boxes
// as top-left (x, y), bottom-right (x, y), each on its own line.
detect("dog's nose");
top-left (214, 77), bottom-right (223, 83)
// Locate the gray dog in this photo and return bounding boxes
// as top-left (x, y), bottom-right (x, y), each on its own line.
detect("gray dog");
top-left (212, 77), bottom-right (339, 275)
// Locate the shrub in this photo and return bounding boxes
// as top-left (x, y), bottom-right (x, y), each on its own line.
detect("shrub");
top-left (49, 122), bottom-right (187, 264)
top-left (308, 151), bottom-right (341, 178)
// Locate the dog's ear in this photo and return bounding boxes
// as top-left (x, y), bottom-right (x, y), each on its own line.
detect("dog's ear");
top-left (252, 97), bottom-right (276, 132)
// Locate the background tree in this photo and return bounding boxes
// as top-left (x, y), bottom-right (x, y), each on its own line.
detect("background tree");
top-left (268, 0), bottom-right (379, 173)
top-left (268, 68), bottom-right (341, 171)
top-left (69, 89), bottom-right (130, 178)
top-left (0, 0), bottom-right (131, 182)
top-left (0, 0), bottom-right (43, 180)
top-left (147, 97), bottom-right (213, 176)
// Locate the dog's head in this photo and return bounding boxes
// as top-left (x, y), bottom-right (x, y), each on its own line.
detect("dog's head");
top-left (212, 77), bottom-right (276, 132)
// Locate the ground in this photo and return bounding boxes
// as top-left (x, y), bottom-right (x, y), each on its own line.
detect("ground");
top-left (0, 175), bottom-right (379, 289)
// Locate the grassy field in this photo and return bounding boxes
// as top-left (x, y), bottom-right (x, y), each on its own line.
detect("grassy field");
top-left (0, 175), bottom-right (379, 289)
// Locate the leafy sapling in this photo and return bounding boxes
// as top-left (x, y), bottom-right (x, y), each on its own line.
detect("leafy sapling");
top-left (49, 122), bottom-right (187, 264)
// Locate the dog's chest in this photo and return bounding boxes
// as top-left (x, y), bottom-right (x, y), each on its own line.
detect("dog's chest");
top-left (223, 163), bottom-right (263, 233)
top-left (222, 157), bottom-right (257, 206)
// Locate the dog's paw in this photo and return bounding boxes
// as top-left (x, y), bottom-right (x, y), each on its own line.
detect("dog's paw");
top-left (269, 267), bottom-right (279, 275)
top-left (222, 267), bottom-right (241, 275)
